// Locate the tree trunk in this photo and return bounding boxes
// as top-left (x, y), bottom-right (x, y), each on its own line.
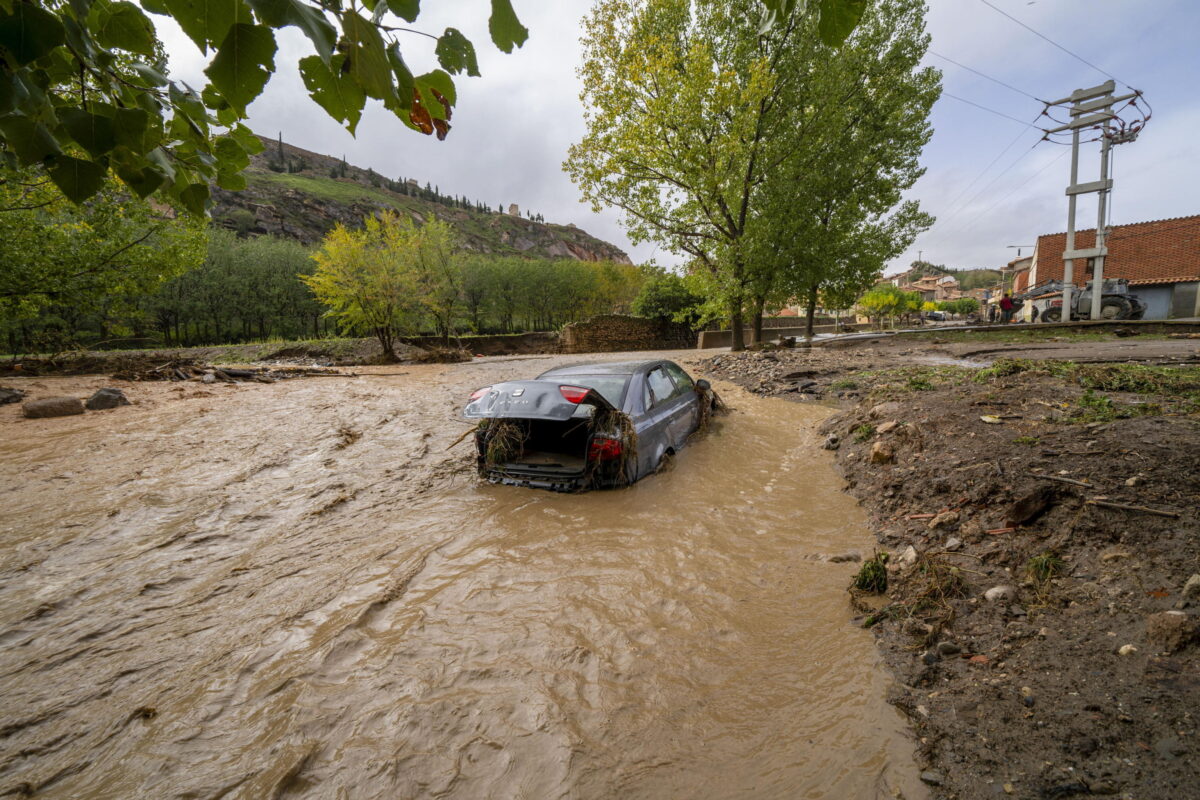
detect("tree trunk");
top-left (729, 300), bottom-right (745, 351)
top-left (750, 299), bottom-right (765, 345)
top-left (376, 326), bottom-right (397, 363)
top-left (804, 285), bottom-right (818, 339)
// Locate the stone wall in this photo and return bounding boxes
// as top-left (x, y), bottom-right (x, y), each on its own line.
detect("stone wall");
top-left (560, 315), bottom-right (696, 354)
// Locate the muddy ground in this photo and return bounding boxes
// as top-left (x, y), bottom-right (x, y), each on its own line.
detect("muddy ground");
top-left (705, 329), bottom-right (1200, 800)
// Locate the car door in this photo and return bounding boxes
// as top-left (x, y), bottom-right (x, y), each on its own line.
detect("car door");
top-left (646, 364), bottom-right (695, 450)
top-left (662, 362), bottom-right (700, 442)
top-left (639, 365), bottom-right (682, 469)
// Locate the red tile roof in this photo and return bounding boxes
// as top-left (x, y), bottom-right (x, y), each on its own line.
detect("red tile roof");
top-left (1033, 214), bottom-right (1200, 284)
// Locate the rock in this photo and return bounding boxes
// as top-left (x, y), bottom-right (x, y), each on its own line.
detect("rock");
top-left (899, 545), bottom-right (919, 566)
top-left (1183, 574), bottom-right (1200, 600)
top-left (822, 434), bottom-right (840, 451)
top-left (869, 401), bottom-right (903, 419)
top-left (984, 585), bottom-right (1017, 603)
top-left (85, 387), bottom-right (130, 410)
top-left (869, 441), bottom-right (895, 464)
top-left (22, 397), bottom-right (85, 419)
top-left (828, 551), bottom-right (862, 563)
top-left (1008, 485), bottom-right (1056, 526)
top-left (201, 373), bottom-right (217, 384)
top-left (1154, 737), bottom-right (1186, 758)
top-left (0, 386), bottom-right (26, 405)
top-left (1100, 548), bottom-right (1132, 562)
top-left (1124, 474), bottom-right (1144, 487)
top-left (1019, 686), bottom-right (1035, 707)
top-left (929, 510), bottom-right (960, 530)
top-left (1146, 610), bottom-right (1194, 653)
top-left (936, 641), bottom-right (962, 657)
top-left (944, 537), bottom-right (963, 552)
top-left (1117, 644), bottom-right (1138, 656)
top-left (921, 649), bottom-right (940, 665)
top-left (876, 420), bottom-right (900, 434)
top-left (919, 771), bottom-right (944, 786)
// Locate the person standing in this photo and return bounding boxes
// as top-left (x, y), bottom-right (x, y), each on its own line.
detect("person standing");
top-left (999, 292), bottom-right (1015, 324)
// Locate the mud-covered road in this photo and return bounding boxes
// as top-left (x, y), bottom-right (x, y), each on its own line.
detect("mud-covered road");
top-left (1, 351), bottom-right (923, 799)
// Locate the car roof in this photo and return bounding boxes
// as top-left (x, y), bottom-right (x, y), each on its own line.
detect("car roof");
top-left (538, 360), bottom-right (664, 377)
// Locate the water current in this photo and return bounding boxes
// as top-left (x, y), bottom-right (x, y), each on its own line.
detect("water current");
top-left (0, 352), bottom-right (924, 799)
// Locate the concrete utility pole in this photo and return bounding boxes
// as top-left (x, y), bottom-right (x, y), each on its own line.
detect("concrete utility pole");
top-left (1045, 81), bottom-right (1139, 320)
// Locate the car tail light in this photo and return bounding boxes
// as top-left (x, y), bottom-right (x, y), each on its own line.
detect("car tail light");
top-left (559, 385), bottom-right (590, 403)
top-left (469, 386), bottom-right (491, 401)
top-left (589, 437), bottom-right (623, 461)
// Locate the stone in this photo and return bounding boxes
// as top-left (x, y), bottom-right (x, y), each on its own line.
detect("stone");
top-left (876, 420), bottom-right (900, 434)
top-left (899, 545), bottom-right (919, 566)
top-left (828, 551), bottom-right (861, 563)
top-left (85, 387), bottom-right (130, 410)
top-left (869, 441), bottom-right (895, 464)
top-left (822, 434), bottom-right (840, 451)
top-left (1124, 474), bottom-right (1144, 487)
top-left (0, 386), bottom-right (26, 405)
top-left (1145, 610), bottom-right (1194, 653)
top-left (1183, 574), bottom-right (1200, 600)
top-left (1019, 686), bottom-right (1035, 707)
top-left (921, 649), bottom-right (940, 665)
top-left (1154, 737), bottom-right (1186, 758)
top-left (1100, 548), bottom-right (1132, 562)
top-left (201, 372), bottom-right (217, 384)
top-left (869, 401), bottom-right (903, 419)
top-left (929, 510), bottom-right (960, 530)
top-left (22, 397), bottom-right (85, 419)
top-left (936, 641), bottom-right (962, 657)
top-left (919, 771), bottom-right (944, 786)
top-left (1117, 644), bottom-right (1138, 656)
top-left (944, 537), bottom-right (963, 552)
top-left (984, 585), bottom-right (1017, 603)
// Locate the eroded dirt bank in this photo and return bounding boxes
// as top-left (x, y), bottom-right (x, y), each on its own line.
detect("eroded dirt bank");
top-left (0, 352), bottom-right (924, 799)
top-left (706, 338), bottom-right (1200, 799)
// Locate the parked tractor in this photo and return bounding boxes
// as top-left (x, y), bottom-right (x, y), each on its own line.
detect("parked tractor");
top-left (1012, 278), bottom-right (1147, 322)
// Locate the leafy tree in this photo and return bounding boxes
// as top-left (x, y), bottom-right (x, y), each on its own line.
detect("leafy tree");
top-left (0, 0), bottom-right (527, 211)
top-left (632, 268), bottom-right (703, 326)
top-left (0, 163), bottom-right (205, 325)
top-left (921, 301), bottom-right (937, 313)
top-left (409, 217), bottom-right (463, 340)
top-left (304, 212), bottom-right (424, 361)
top-left (747, 0), bottom-right (937, 339)
top-left (857, 284), bottom-right (918, 328)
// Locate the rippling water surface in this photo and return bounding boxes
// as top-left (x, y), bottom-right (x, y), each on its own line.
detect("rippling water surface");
top-left (0, 352), bottom-right (923, 798)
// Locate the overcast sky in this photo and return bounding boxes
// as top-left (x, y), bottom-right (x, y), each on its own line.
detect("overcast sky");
top-left (157, 0), bottom-right (1200, 276)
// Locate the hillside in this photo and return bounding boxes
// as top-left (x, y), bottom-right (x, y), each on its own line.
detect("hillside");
top-left (897, 261), bottom-right (1002, 291)
top-left (210, 137), bottom-right (631, 263)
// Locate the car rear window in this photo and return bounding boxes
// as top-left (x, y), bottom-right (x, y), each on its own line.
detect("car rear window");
top-left (555, 375), bottom-right (628, 407)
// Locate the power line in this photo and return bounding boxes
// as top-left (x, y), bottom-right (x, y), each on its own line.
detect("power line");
top-left (928, 50), bottom-right (1047, 103)
top-left (976, 0), bottom-right (1131, 89)
top-left (941, 92), bottom-right (1046, 130)
top-left (951, 149), bottom-right (1070, 236)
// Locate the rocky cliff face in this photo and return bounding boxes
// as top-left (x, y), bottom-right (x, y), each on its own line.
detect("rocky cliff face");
top-left (211, 137), bottom-right (631, 264)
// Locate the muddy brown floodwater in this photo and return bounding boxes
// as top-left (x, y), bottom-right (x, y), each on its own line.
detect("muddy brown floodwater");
top-left (1, 351), bottom-right (924, 799)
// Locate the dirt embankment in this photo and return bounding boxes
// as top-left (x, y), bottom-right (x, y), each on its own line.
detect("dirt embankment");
top-left (705, 337), bottom-right (1200, 799)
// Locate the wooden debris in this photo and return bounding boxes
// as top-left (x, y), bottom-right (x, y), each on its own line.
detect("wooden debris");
top-left (1028, 472), bottom-right (1094, 488)
top-left (1086, 499), bottom-right (1181, 519)
top-left (112, 360), bottom-right (356, 383)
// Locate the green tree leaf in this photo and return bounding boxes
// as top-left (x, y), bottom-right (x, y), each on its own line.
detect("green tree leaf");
top-left (342, 11), bottom-right (394, 101)
top-left (204, 22), bottom-right (277, 114)
top-left (47, 155), bottom-right (108, 202)
top-left (246, 0), bottom-right (335, 61)
top-left (91, 1), bottom-right (157, 56)
top-left (488, 0), bottom-right (527, 53)
top-left (114, 162), bottom-right (167, 198)
top-left (386, 0), bottom-right (420, 23)
top-left (817, 0), bottom-right (866, 46)
top-left (59, 108), bottom-right (118, 157)
top-left (0, 115), bottom-right (61, 164)
top-left (179, 181), bottom-right (210, 215)
top-left (151, 0), bottom-right (252, 53)
top-left (299, 54), bottom-right (366, 132)
top-left (435, 27), bottom-right (479, 77)
top-left (0, 3), bottom-right (67, 66)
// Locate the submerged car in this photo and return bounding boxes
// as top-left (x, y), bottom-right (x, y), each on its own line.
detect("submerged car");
top-left (464, 360), bottom-right (720, 491)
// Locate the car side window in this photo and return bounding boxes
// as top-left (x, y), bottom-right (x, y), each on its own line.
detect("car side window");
top-left (646, 367), bottom-right (676, 407)
top-left (664, 363), bottom-right (694, 397)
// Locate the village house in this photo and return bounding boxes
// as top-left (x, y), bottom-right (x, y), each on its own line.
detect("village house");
top-left (1017, 214), bottom-right (1200, 320)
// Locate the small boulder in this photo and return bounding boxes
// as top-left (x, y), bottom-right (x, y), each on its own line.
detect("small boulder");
top-left (1117, 644), bottom-right (1138, 656)
top-left (936, 641), bottom-right (962, 657)
top-left (822, 434), bottom-right (840, 451)
top-left (1183, 574), bottom-right (1200, 600)
top-left (85, 387), bottom-right (130, 411)
top-left (944, 537), bottom-right (963, 552)
top-left (984, 585), bottom-right (1018, 603)
top-left (899, 545), bottom-right (919, 566)
top-left (876, 420), bottom-right (900, 435)
top-left (929, 510), bottom-right (960, 530)
top-left (828, 551), bottom-right (862, 563)
top-left (1, 386), bottom-right (26, 405)
top-left (22, 397), bottom-right (84, 419)
top-left (1146, 611), bottom-right (1194, 653)
top-left (869, 441), bottom-right (895, 464)
top-left (869, 401), bottom-right (903, 419)
top-left (919, 771), bottom-right (944, 786)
